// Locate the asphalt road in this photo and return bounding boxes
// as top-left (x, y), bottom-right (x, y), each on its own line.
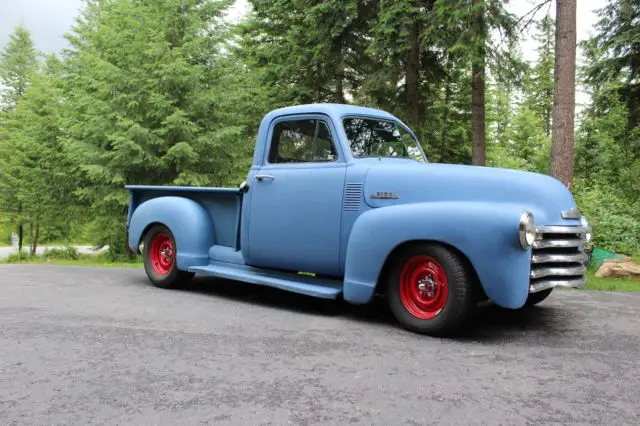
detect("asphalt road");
top-left (1, 265), bottom-right (639, 425)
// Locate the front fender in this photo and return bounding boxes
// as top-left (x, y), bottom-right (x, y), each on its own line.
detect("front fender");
top-left (128, 196), bottom-right (215, 270)
top-left (343, 202), bottom-right (532, 309)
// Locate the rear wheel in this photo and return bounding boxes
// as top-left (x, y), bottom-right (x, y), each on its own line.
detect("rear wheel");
top-left (143, 225), bottom-right (194, 288)
top-left (387, 243), bottom-right (477, 336)
top-left (525, 288), bottom-right (553, 306)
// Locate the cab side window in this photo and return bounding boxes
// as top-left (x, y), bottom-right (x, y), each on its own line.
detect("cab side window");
top-left (268, 119), bottom-right (337, 163)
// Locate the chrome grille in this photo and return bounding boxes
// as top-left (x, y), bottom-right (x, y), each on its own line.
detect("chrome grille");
top-left (529, 225), bottom-right (588, 293)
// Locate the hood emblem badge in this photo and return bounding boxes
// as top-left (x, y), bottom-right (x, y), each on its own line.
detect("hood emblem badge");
top-left (561, 207), bottom-right (581, 220)
top-left (370, 191), bottom-right (399, 200)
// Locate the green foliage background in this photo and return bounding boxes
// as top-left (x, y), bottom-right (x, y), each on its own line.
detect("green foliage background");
top-left (0, 0), bottom-right (638, 257)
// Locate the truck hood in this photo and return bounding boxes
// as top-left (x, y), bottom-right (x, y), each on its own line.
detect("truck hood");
top-left (363, 160), bottom-right (580, 226)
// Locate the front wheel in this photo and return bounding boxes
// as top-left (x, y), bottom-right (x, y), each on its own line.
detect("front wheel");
top-left (143, 224), bottom-right (194, 288)
top-left (387, 243), bottom-right (477, 336)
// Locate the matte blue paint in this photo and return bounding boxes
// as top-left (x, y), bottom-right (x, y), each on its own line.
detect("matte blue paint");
top-left (126, 103), bottom-right (586, 310)
top-left (128, 196), bottom-right (216, 270)
top-left (125, 185), bottom-right (240, 194)
top-left (343, 202), bottom-right (533, 308)
top-left (243, 113), bottom-right (346, 275)
top-left (361, 161), bottom-right (579, 226)
top-left (209, 245), bottom-right (245, 265)
top-left (246, 162), bottom-right (346, 275)
top-left (127, 186), bottom-right (243, 250)
top-left (189, 262), bottom-right (343, 299)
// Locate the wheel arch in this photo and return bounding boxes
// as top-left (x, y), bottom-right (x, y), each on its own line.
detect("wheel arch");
top-left (374, 239), bottom-right (484, 299)
top-left (128, 196), bottom-right (215, 270)
top-left (342, 202), bottom-right (532, 308)
top-left (136, 221), bottom-right (163, 252)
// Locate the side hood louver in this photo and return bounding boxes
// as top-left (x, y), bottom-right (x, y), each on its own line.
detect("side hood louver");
top-left (343, 183), bottom-right (363, 212)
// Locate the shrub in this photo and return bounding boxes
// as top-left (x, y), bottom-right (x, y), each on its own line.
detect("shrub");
top-left (41, 247), bottom-right (80, 260)
top-left (573, 179), bottom-right (640, 256)
top-left (94, 250), bottom-right (142, 264)
top-left (6, 252), bottom-right (30, 263)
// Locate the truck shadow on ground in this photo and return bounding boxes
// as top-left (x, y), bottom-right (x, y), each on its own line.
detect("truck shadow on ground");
top-left (170, 276), bottom-right (567, 341)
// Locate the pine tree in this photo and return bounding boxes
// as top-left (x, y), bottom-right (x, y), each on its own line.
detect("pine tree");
top-left (365, 0), bottom-right (440, 132)
top-left (241, 0), bottom-right (377, 105)
top-left (577, 18), bottom-right (640, 205)
top-left (0, 25), bottom-right (38, 112)
top-left (432, 0), bottom-right (517, 166)
top-left (424, 59), bottom-right (472, 164)
top-left (585, 0), bottom-right (640, 159)
top-left (526, 14), bottom-right (554, 137)
top-left (0, 25), bottom-right (39, 252)
top-left (62, 0), bottom-right (244, 255)
top-left (0, 55), bottom-right (73, 254)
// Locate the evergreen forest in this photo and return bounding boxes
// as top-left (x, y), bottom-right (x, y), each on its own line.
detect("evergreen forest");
top-left (0, 0), bottom-right (638, 259)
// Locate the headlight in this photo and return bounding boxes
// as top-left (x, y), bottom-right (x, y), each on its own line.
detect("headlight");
top-left (519, 211), bottom-right (536, 248)
top-left (581, 217), bottom-right (592, 243)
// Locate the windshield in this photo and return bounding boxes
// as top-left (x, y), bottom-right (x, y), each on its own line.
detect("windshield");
top-left (342, 117), bottom-right (426, 162)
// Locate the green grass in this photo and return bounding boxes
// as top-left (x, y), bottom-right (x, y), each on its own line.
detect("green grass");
top-left (581, 270), bottom-right (639, 292)
top-left (1, 247), bottom-right (142, 268)
top-left (0, 257), bottom-right (142, 268)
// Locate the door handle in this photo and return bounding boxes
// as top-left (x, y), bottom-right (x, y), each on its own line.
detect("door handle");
top-left (255, 174), bottom-right (275, 181)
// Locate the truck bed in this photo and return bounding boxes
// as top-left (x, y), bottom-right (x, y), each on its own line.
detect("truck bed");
top-left (126, 185), bottom-right (243, 249)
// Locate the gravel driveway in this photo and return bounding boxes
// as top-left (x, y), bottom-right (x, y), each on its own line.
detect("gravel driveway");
top-left (1, 265), bottom-right (639, 425)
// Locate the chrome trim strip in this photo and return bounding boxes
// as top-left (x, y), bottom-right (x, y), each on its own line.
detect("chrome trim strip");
top-left (532, 238), bottom-right (584, 249)
top-left (529, 276), bottom-right (587, 293)
top-left (531, 252), bottom-right (588, 264)
top-left (536, 225), bottom-right (587, 234)
top-left (530, 265), bottom-right (586, 279)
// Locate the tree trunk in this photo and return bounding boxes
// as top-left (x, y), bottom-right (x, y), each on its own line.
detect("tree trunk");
top-left (544, 94), bottom-right (552, 137)
top-left (406, 19), bottom-right (421, 130)
top-left (30, 222), bottom-right (39, 256)
top-left (550, 0), bottom-right (577, 188)
top-left (471, 0), bottom-right (486, 166)
top-left (17, 203), bottom-right (23, 253)
top-left (440, 63), bottom-right (452, 163)
top-left (126, 236), bottom-right (134, 260)
top-left (18, 222), bottom-right (23, 253)
top-left (471, 62), bottom-right (486, 166)
top-left (333, 35), bottom-right (346, 103)
top-left (28, 223), bottom-right (33, 256)
top-left (544, 17), bottom-right (553, 138)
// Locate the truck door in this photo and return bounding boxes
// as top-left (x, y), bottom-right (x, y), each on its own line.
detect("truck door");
top-left (246, 116), bottom-right (346, 276)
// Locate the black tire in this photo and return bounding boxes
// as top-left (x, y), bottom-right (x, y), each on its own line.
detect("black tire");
top-left (387, 243), bottom-right (478, 336)
top-left (143, 224), bottom-right (194, 289)
top-left (525, 288), bottom-right (553, 306)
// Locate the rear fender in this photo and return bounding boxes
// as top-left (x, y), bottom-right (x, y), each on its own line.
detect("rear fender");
top-left (343, 202), bottom-right (532, 309)
top-left (128, 196), bottom-right (215, 270)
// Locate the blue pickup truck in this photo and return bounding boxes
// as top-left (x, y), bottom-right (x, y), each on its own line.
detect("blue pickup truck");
top-left (126, 103), bottom-right (591, 335)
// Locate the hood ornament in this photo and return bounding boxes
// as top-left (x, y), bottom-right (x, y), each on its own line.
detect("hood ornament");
top-left (370, 191), bottom-right (399, 200)
top-left (561, 207), bottom-right (581, 220)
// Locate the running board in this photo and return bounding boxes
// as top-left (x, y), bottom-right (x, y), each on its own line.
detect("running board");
top-left (189, 262), bottom-right (343, 299)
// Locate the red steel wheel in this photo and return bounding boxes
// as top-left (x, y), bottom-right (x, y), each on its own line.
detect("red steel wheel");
top-left (143, 224), bottom-right (194, 289)
top-left (149, 232), bottom-right (174, 275)
top-left (399, 255), bottom-right (449, 320)
top-left (387, 243), bottom-right (477, 336)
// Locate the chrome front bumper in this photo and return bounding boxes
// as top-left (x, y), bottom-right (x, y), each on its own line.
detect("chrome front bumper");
top-left (529, 224), bottom-right (589, 293)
